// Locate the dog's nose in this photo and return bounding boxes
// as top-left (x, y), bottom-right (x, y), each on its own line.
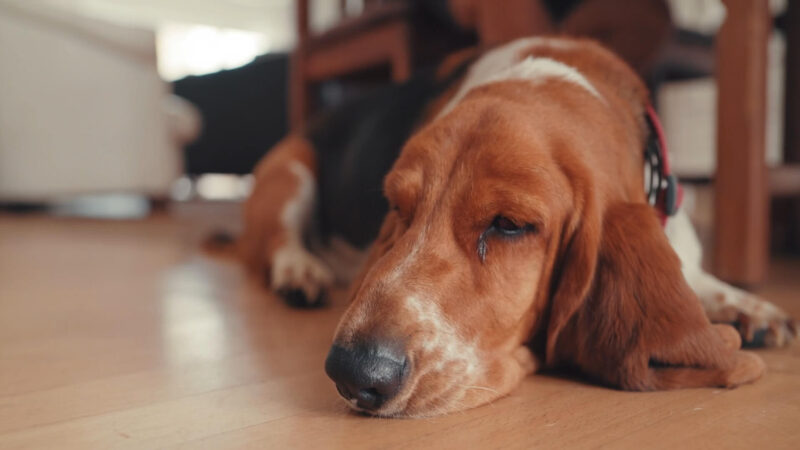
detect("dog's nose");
top-left (325, 342), bottom-right (408, 412)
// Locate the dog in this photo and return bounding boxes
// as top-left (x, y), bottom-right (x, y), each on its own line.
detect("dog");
top-left (230, 37), bottom-right (797, 417)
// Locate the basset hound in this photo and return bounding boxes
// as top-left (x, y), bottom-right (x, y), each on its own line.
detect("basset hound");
top-left (234, 37), bottom-right (797, 417)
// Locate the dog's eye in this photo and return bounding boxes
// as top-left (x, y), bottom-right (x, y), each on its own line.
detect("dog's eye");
top-left (477, 215), bottom-right (536, 261)
top-left (490, 215), bottom-right (532, 237)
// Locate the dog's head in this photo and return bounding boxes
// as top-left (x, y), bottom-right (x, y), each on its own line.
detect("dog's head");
top-left (324, 38), bottom-right (706, 417)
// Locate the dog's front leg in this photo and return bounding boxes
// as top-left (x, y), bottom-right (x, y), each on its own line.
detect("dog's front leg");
top-left (665, 210), bottom-right (798, 346)
top-left (241, 136), bottom-right (333, 306)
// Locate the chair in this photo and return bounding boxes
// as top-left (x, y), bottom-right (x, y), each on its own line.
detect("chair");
top-left (290, 0), bottom-right (414, 128)
top-left (290, 0), bottom-right (479, 129)
top-left (713, 0), bottom-right (800, 284)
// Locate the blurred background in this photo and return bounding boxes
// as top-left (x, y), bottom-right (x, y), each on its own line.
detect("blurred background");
top-left (0, 0), bottom-right (797, 285)
top-left (2, 4), bottom-right (799, 446)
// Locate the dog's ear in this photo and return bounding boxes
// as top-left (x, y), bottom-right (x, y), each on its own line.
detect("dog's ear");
top-left (543, 191), bottom-right (602, 366)
top-left (545, 202), bottom-right (765, 389)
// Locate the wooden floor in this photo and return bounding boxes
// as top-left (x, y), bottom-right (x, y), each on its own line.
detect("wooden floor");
top-left (1, 208), bottom-right (799, 449)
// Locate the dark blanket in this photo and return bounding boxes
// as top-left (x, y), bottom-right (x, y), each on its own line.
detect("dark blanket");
top-left (173, 53), bottom-right (289, 175)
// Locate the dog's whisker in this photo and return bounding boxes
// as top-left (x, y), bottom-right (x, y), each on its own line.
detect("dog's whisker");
top-left (461, 384), bottom-right (501, 395)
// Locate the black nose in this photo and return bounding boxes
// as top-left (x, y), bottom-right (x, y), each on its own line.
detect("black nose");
top-left (325, 342), bottom-right (408, 412)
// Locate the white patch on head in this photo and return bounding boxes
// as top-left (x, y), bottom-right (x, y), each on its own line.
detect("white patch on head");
top-left (439, 37), bottom-right (602, 117)
top-left (270, 161), bottom-right (334, 301)
top-left (484, 56), bottom-right (601, 99)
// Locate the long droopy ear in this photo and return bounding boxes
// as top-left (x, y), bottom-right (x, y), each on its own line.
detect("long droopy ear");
top-left (544, 188), bottom-right (602, 367)
top-left (546, 202), bottom-right (765, 390)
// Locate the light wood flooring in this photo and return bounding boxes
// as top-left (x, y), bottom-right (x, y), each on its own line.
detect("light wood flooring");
top-left (1, 207), bottom-right (798, 449)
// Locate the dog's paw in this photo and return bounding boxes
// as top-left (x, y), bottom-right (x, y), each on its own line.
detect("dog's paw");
top-left (271, 245), bottom-right (334, 307)
top-left (277, 287), bottom-right (326, 309)
top-left (720, 293), bottom-right (798, 348)
top-left (722, 351), bottom-right (766, 387)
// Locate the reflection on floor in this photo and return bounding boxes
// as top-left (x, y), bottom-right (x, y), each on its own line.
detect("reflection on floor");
top-left (0, 207), bottom-right (798, 448)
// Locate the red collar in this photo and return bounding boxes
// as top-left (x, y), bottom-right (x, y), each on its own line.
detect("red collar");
top-left (645, 104), bottom-right (682, 226)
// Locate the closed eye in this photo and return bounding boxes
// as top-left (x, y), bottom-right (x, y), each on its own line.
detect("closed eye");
top-left (490, 216), bottom-right (536, 237)
top-left (477, 215), bottom-right (538, 261)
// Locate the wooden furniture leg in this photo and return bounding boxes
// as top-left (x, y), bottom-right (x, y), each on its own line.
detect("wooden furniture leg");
top-left (474, 0), bottom-right (553, 45)
top-left (290, 51), bottom-right (309, 131)
top-left (784, 0), bottom-right (800, 252)
top-left (290, 0), bottom-right (310, 130)
top-left (390, 28), bottom-right (412, 83)
top-left (713, 0), bottom-right (770, 284)
top-left (288, 1), bottom-right (413, 128)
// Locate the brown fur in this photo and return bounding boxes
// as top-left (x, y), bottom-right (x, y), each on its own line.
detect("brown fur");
top-left (238, 38), bottom-right (765, 417)
top-left (550, 202), bottom-right (764, 390)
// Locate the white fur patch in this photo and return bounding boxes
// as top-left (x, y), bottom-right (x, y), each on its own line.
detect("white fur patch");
top-left (482, 56), bottom-right (601, 99)
top-left (386, 223), bottom-right (429, 284)
top-left (404, 295), bottom-right (481, 377)
top-left (270, 161), bottom-right (334, 300)
top-left (281, 161), bottom-right (315, 243)
top-left (439, 37), bottom-right (601, 117)
top-left (664, 209), bottom-right (703, 269)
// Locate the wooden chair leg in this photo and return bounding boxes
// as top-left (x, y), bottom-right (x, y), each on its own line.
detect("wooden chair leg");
top-left (784, 0), bottom-right (800, 253)
top-left (289, 50), bottom-right (309, 131)
top-left (291, 0), bottom-right (310, 130)
top-left (474, 0), bottom-right (553, 45)
top-left (713, 0), bottom-right (770, 284)
top-left (390, 26), bottom-right (412, 83)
